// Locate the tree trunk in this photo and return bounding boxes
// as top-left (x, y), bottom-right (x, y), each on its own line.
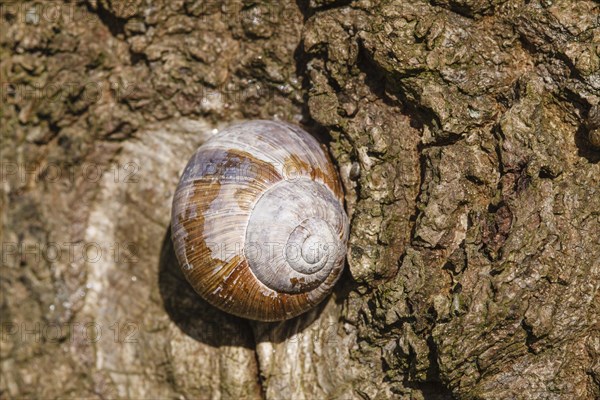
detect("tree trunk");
top-left (1, 0), bottom-right (598, 399)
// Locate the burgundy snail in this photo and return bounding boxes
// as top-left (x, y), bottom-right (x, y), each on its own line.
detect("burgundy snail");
top-left (171, 120), bottom-right (349, 321)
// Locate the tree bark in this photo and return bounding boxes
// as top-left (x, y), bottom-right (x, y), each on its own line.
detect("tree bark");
top-left (1, 0), bottom-right (598, 399)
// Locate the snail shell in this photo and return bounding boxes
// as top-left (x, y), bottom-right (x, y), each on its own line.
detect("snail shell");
top-left (171, 120), bottom-right (349, 321)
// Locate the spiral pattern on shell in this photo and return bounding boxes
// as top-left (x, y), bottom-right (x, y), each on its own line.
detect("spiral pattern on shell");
top-left (171, 120), bottom-right (349, 321)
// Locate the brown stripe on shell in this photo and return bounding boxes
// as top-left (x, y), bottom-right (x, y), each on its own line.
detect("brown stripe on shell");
top-left (173, 179), bottom-right (220, 257)
top-left (173, 177), bottom-right (222, 291)
top-left (207, 258), bottom-right (313, 321)
top-left (318, 146), bottom-right (345, 199)
top-left (283, 151), bottom-right (344, 201)
top-left (175, 147), bottom-right (283, 238)
top-left (278, 122), bottom-right (345, 200)
top-left (225, 148), bottom-right (283, 211)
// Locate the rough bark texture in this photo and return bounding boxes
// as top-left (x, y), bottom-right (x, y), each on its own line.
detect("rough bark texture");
top-left (1, 0), bottom-right (599, 399)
